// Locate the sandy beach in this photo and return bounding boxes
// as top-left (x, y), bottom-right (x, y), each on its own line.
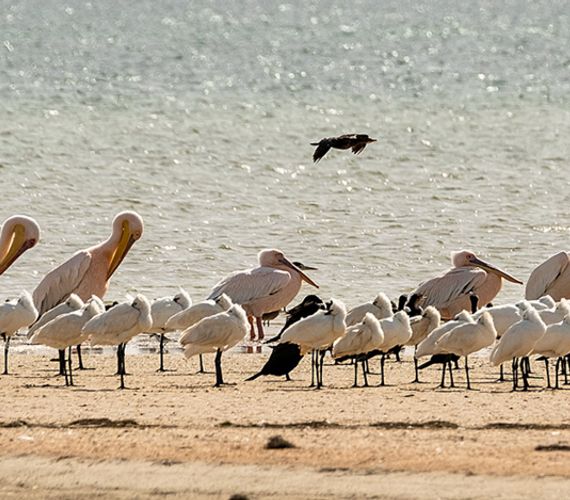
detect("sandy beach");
top-left (1, 348), bottom-right (570, 498)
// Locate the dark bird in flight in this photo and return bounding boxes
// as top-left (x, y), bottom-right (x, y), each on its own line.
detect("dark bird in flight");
top-left (310, 134), bottom-right (377, 163)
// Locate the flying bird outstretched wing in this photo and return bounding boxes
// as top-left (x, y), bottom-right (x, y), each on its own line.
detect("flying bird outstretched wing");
top-left (311, 140), bottom-right (331, 163)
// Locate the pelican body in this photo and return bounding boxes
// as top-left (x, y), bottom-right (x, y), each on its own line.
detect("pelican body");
top-left (0, 216), bottom-right (40, 276)
top-left (412, 250), bottom-right (522, 320)
top-left (32, 211), bottom-right (143, 316)
top-left (208, 249), bottom-right (318, 340)
top-left (526, 252), bottom-right (570, 301)
top-left (311, 134), bottom-right (376, 163)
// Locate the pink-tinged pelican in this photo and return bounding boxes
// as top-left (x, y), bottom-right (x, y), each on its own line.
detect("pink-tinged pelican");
top-left (0, 216), bottom-right (40, 276)
top-left (207, 249), bottom-right (319, 340)
top-left (412, 250), bottom-right (522, 320)
top-left (526, 252), bottom-right (570, 301)
top-left (32, 211), bottom-right (143, 315)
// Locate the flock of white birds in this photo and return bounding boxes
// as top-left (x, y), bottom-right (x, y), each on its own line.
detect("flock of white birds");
top-left (2, 284), bottom-right (570, 392)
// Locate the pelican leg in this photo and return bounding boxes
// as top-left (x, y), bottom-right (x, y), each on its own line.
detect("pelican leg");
top-left (2, 334), bottom-right (10, 375)
top-left (544, 358), bottom-right (551, 389)
top-left (448, 361), bottom-right (455, 388)
top-left (214, 349), bottom-right (224, 386)
top-left (464, 356), bottom-right (471, 390)
top-left (67, 346), bottom-right (74, 386)
top-left (255, 316), bottom-right (265, 341)
top-left (157, 334), bottom-right (165, 372)
top-left (247, 316), bottom-right (255, 341)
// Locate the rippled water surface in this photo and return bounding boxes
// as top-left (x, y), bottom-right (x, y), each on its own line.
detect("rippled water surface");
top-left (1, 0), bottom-right (569, 314)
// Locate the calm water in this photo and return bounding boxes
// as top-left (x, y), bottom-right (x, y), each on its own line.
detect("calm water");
top-left (1, 0), bottom-right (569, 319)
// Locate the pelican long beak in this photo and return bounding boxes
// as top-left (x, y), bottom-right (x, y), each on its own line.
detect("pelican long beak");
top-left (472, 256), bottom-right (523, 285)
top-left (107, 223), bottom-right (136, 280)
top-left (280, 257), bottom-right (319, 288)
top-left (0, 225), bottom-right (33, 275)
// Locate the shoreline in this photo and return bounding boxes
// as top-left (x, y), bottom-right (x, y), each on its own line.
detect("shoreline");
top-left (1, 353), bottom-right (570, 498)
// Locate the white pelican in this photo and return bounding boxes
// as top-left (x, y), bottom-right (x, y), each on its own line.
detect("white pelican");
top-left (0, 291), bottom-right (38, 374)
top-left (526, 252), bottom-right (570, 301)
top-left (531, 314), bottom-right (570, 389)
top-left (83, 294), bottom-right (152, 389)
top-left (332, 313), bottom-right (384, 387)
top-left (412, 250), bottom-right (522, 320)
top-left (207, 249), bottom-right (318, 341)
top-left (279, 299), bottom-right (346, 389)
top-left (148, 288), bottom-right (191, 371)
top-left (32, 211), bottom-right (142, 370)
top-left (345, 292), bottom-right (393, 327)
top-left (179, 304), bottom-right (248, 386)
top-left (0, 215), bottom-right (40, 276)
top-left (32, 211), bottom-right (143, 315)
top-left (490, 307), bottom-right (546, 391)
top-left (30, 296), bottom-right (105, 386)
top-left (435, 311), bottom-right (497, 389)
top-left (165, 293), bottom-right (233, 373)
top-left (406, 306), bottom-right (441, 383)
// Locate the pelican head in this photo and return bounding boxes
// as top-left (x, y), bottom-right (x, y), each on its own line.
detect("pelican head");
top-left (258, 249), bottom-right (319, 288)
top-left (452, 250), bottom-right (522, 285)
top-left (0, 216), bottom-right (40, 276)
top-left (107, 211), bottom-right (144, 279)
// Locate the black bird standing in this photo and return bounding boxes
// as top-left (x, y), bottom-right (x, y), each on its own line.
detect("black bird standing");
top-left (247, 295), bottom-right (325, 381)
top-left (311, 134), bottom-right (376, 163)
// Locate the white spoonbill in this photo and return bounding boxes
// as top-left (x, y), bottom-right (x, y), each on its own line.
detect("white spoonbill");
top-left (526, 252), bottom-right (570, 301)
top-left (435, 311), bottom-right (497, 389)
top-left (490, 307), bottom-right (546, 391)
top-left (30, 296), bottom-right (105, 386)
top-left (165, 293), bottom-right (233, 373)
top-left (332, 313), bottom-right (384, 387)
top-left (148, 288), bottom-right (191, 371)
top-left (517, 295), bottom-right (556, 311)
top-left (406, 306), bottom-right (441, 383)
top-left (412, 250), bottom-right (522, 320)
top-left (538, 299), bottom-right (570, 325)
top-left (0, 215), bottom-right (40, 276)
top-left (374, 311), bottom-right (412, 386)
top-left (179, 304), bottom-right (248, 386)
top-left (83, 294), bottom-right (152, 389)
top-left (345, 292), bottom-right (393, 327)
top-left (531, 315), bottom-right (570, 389)
top-left (0, 291), bottom-right (38, 374)
top-left (27, 294), bottom-right (84, 339)
top-left (207, 249), bottom-right (318, 341)
top-left (279, 299), bottom-right (346, 389)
